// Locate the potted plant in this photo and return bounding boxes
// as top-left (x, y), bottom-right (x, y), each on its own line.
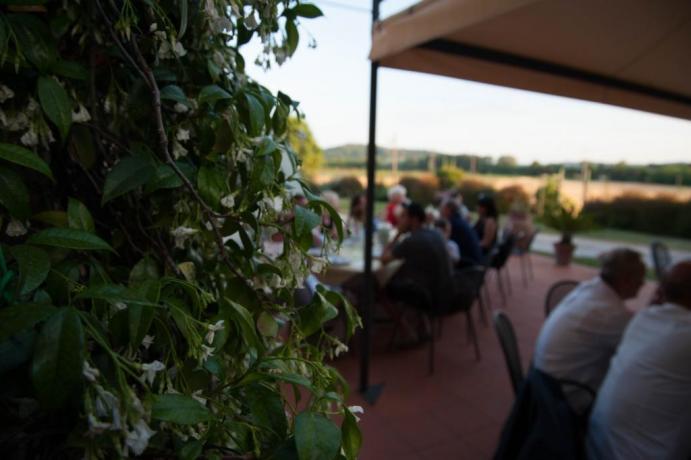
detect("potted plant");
top-left (542, 200), bottom-right (591, 265)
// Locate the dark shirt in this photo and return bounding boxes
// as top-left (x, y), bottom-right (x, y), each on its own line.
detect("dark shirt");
top-left (448, 213), bottom-right (483, 264)
top-left (474, 217), bottom-right (497, 255)
top-left (391, 228), bottom-right (453, 308)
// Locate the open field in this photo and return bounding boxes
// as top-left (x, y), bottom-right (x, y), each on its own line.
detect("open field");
top-left (315, 168), bottom-right (691, 208)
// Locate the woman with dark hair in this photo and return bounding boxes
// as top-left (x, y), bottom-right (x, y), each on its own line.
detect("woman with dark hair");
top-left (346, 193), bottom-right (366, 237)
top-left (474, 194), bottom-right (498, 255)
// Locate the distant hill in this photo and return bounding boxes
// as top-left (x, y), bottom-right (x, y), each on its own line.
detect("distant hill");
top-left (323, 144), bottom-right (691, 186)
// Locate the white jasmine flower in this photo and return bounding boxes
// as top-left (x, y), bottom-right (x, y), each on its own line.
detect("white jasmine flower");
top-left (114, 302), bottom-right (127, 311)
top-left (20, 129), bottom-right (38, 147)
top-left (191, 390), bottom-right (207, 406)
top-left (83, 361), bottom-right (100, 382)
top-left (172, 140), bottom-right (188, 159)
top-left (149, 22), bottom-right (157, 32)
top-left (125, 419), bottom-right (156, 456)
top-left (26, 98), bottom-right (39, 112)
top-left (200, 345), bottom-right (214, 362)
top-left (88, 414), bottom-right (112, 434)
top-left (173, 41), bottom-right (187, 57)
top-left (176, 128), bottom-right (190, 141)
top-left (0, 84), bottom-right (14, 103)
top-left (72, 104), bottom-right (91, 123)
top-left (348, 405), bottom-right (364, 422)
top-left (141, 335), bottom-right (155, 349)
top-left (310, 257), bottom-right (327, 273)
top-left (6, 112), bottom-right (28, 131)
top-left (334, 341), bottom-right (349, 357)
top-left (171, 226), bottom-right (197, 248)
top-left (140, 360), bottom-right (165, 385)
top-left (94, 386), bottom-right (122, 430)
top-left (220, 194), bottom-right (235, 209)
top-left (205, 320), bottom-right (224, 345)
top-left (6, 219), bottom-right (27, 237)
top-left (174, 102), bottom-right (189, 113)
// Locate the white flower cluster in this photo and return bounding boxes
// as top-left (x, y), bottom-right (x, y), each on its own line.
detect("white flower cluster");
top-left (154, 30), bottom-right (187, 60)
top-left (171, 226), bottom-right (197, 249)
top-left (204, 0), bottom-right (233, 34)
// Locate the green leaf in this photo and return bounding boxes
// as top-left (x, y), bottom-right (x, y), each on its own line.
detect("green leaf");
top-left (31, 307), bottom-right (85, 409)
top-left (10, 245), bottom-right (50, 295)
top-left (197, 165), bottom-right (227, 211)
top-left (179, 440), bottom-right (202, 460)
top-left (67, 124), bottom-right (95, 169)
top-left (37, 76), bottom-right (72, 140)
top-left (286, 19), bottom-right (299, 57)
top-left (0, 303), bottom-right (56, 342)
top-left (295, 412), bottom-right (341, 460)
top-left (246, 383), bottom-right (288, 441)
top-left (0, 143), bottom-right (54, 181)
top-left (9, 15), bottom-right (56, 71)
top-left (160, 84), bottom-right (189, 106)
top-left (152, 394), bottom-right (212, 424)
top-left (128, 280), bottom-right (159, 348)
top-left (146, 163), bottom-right (195, 193)
top-left (102, 156), bottom-right (155, 204)
top-left (0, 166), bottom-right (30, 219)
top-left (341, 409), bottom-right (362, 460)
top-left (129, 257), bottom-right (159, 284)
top-left (294, 206), bottom-right (321, 240)
top-left (257, 312), bottom-right (278, 337)
top-left (198, 84), bottom-right (232, 107)
top-left (31, 210), bottom-right (68, 228)
top-left (222, 298), bottom-right (260, 351)
top-left (28, 228), bottom-right (113, 252)
top-left (244, 93), bottom-right (265, 136)
top-left (67, 198), bottom-right (94, 233)
top-left (293, 4), bottom-right (324, 18)
top-left (298, 291), bottom-right (338, 337)
top-left (178, 0), bottom-right (189, 38)
top-left (53, 60), bottom-right (88, 80)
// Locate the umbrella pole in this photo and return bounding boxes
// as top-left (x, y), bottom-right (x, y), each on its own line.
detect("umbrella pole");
top-left (359, 0), bottom-right (382, 402)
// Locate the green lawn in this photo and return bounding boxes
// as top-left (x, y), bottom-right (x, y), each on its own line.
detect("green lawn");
top-left (536, 224), bottom-right (691, 252)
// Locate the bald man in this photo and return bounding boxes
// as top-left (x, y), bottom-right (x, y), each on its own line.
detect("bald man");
top-left (533, 249), bottom-right (646, 413)
top-left (587, 261), bottom-right (691, 460)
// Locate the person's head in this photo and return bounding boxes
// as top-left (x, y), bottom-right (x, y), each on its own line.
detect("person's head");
top-left (599, 248), bottom-right (646, 300)
top-left (387, 184), bottom-right (407, 204)
top-left (434, 218), bottom-right (451, 239)
top-left (398, 202), bottom-right (425, 233)
top-left (477, 195), bottom-right (498, 219)
top-left (441, 199), bottom-right (459, 219)
top-left (349, 193), bottom-right (366, 219)
top-left (425, 205), bottom-right (440, 225)
top-left (661, 261), bottom-right (691, 309)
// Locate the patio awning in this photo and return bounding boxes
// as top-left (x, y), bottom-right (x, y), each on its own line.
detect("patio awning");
top-left (370, 0), bottom-right (691, 121)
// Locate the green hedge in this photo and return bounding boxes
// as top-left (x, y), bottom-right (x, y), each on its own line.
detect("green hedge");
top-left (583, 194), bottom-right (691, 239)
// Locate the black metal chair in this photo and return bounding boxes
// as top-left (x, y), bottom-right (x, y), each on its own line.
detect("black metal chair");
top-left (544, 280), bottom-right (579, 317)
top-left (488, 235), bottom-right (515, 304)
top-left (650, 241), bottom-right (672, 280)
top-left (493, 310), bottom-right (524, 395)
top-left (514, 229), bottom-right (538, 286)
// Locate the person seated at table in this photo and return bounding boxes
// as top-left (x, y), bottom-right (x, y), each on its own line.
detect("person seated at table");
top-left (532, 248), bottom-right (646, 413)
top-left (383, 184), bottom-right (407, 227)
top-left (441, 199), bottom-right (483, 265)
top-left (587, 261), bottom-right (691, 460)
top-left (381, 202), bottom-right (453, 312)
top-left (473, 194), bottom-right (499, 256)
top-left (346, 193), bottom-right (366, 237)
top-left (434, 218), bottom-right (461, 264)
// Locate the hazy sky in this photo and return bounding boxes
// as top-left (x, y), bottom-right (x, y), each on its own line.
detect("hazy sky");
top-left (245, 0), bottom-right (691, 165)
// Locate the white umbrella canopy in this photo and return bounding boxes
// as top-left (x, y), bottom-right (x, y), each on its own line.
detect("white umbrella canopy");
top-left (370, 0), bottom-right (691, 121)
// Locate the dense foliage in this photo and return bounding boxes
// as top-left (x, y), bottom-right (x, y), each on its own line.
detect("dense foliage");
top-left (286, 116), bottom-right (323, 179)
top-left (0, 1), bottom-right (361, 459)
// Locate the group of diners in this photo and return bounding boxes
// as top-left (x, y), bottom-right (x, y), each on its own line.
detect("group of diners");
top-left (528, 250), bottom-right (691, 459)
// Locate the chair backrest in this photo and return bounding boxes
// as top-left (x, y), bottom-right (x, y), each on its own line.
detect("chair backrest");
top-left (438, 265), bottom-right (486, 316)
top-left (490, 235), bottom-right (515, 269)
top-left (544, 280), bottom-right (579, 317)
top-left (650, 241), bottom-right (672, 280)
top-left (493, 310), bottom-right (523, 395)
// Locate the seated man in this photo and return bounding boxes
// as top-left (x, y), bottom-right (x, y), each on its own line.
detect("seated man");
top-left (440, 200), bottom-right (483, 266)
top-left (381, 202), bottom-right (453, 312)
top-left (532, 249), bottom-right (646, 413)
top-left (587, 261), bottom-right (691, 460)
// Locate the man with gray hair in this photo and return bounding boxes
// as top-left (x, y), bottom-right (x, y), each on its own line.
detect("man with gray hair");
top-left (587, 261), bottom-right (691, 459)
top-left (532, 248), bottom-right (646, 413)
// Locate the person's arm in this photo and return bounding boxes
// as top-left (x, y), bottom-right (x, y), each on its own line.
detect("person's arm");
top-left (380, 232), bottom-right (404, 264)
top-left (480, 217), bottom-right (497, 248)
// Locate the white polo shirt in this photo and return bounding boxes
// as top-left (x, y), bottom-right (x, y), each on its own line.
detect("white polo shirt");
top-left (533, 277), bottom-right (633, 412)
top-left (587, 303), bottom-right (691, 460)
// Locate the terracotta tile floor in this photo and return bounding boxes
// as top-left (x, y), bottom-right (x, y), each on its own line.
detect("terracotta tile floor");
top-left (333, 254), bottom-right (657, 460)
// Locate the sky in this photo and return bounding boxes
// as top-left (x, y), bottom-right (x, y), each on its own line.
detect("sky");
top-left (244, 0), bottom-right (691, 165)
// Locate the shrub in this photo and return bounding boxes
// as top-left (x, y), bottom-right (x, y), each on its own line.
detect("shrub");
top-left (436, 164), bottom-right (464, 189)
top-left (0, 2), bottom-right (361, 459)
top-left (325, 176), bottom-right (364, 198)
top-left (400, 176), bottom-right (439, 206)
top-left (456, 179), bottom-right (496, 209)
top-left (584, 193), bottom-right (691, 239)
top-left (496, 184), bottom-right (531, 213)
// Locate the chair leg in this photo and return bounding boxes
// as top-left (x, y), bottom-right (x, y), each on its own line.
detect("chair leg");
top-left (496, 269), bottom-right (507, 304)
top-left (520, 255), bottom-right (528, 287)
top-left (477, 293), bottom-right (488, 327)
top-left (465, 310), bottom-right (481, 361)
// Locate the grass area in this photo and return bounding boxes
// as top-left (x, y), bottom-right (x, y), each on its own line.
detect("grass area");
top-left (532, 250), bottom-right (657, 280)
top-left (536, 224), bottom-right (691, 252)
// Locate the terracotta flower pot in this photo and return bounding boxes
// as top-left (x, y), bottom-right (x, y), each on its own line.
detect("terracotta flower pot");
top-left (554, 242), bottom-right (575, 266)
